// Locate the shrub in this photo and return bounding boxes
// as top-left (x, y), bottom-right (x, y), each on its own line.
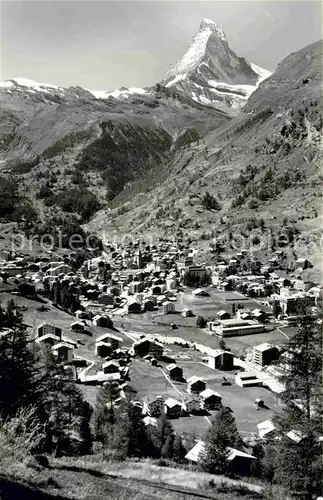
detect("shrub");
top-left (248, 198), bottom-right (259, 209)
top-left (196, 316), bottom-right (207, 328)
top-left (36, 185), bottom-right (54, 200)
top-left (0, 407), bottom-right (45, 464)
top-left (201, 192), bottom-right (221, 211)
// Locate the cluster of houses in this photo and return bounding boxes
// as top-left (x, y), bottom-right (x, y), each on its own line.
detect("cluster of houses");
top-left (142, 376), bottom-right (222, 420)
top-left (1, 239), bottom-right (321, 329)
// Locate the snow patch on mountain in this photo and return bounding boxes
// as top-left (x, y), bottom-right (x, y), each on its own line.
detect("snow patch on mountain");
top-left (89, 87), bottom-right (148, 99)
top-left (164, 21), bottom-right (216, 79)
top-left (0, 78), bottom-right (63, 93)
top-left (165, 74), bottom-right (187, 88)
top-left (250, 63), bottom-right (272, 83)
top-left (200, 18), bottom-right (227, 42)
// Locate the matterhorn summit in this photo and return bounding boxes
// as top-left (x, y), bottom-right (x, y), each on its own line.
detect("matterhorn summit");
top-left (163, 18), bottom-right (271, 113)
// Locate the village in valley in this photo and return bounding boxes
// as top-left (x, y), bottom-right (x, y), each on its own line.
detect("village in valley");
top-left (0, 234), bottom-right (321, 474)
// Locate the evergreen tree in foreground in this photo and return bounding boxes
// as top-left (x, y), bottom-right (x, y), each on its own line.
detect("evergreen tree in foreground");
top-left (38, 349), bottom-right (93, 456)
top-left (0, 302), bottom-right (39, 419)
top-left (272, 315), bottom-right (322, 499)
top-left (152, 413), bottom-right (175, 458)
top-left (112, 397), bottom-right (148, 460)
top-left (200, 407), bottom-right (243, 474)
top-left (172, 434), bottom-right (187, 463)
top-left (93, 383), bottom-right (116, 444)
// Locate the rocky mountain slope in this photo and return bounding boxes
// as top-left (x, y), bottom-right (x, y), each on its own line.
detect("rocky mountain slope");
top-left (163, 18), bottom-right (271, 114)
top-left (91, 39), bottom-right (322, 275)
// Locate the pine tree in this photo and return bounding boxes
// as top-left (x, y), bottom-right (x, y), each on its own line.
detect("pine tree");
top-left (128, 401), bottom-right (148, 458)
top-left (93, 384), bottom-right (116, 444)
top-left (200, 421), bottom-right (229, 474)
top-left (152, 413), bottom-right (175, 458)
top-left (272, 315), bottom-right (322, 499)
top-left (112, 400), bottom-right (131, 460)
top-left (173, 434), bottom-right (186, 463)
top-left (112, 398), bottom-right (148, 460)
top-left (0, 307), bottom-right (39, 419)
top-left (38, 350), bottom-right (92, 455)
top-left (251, 442), bottom-right (265, 478)
top-left (161, 434), bottom-right (174, 459)
top-left (200, 407), bottom-right (243, 474)
top-left (196, 315), bottom-right (207, 328)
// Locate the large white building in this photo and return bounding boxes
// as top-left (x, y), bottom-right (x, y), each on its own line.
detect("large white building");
top-left (209, 319), bottom-right (265, 337)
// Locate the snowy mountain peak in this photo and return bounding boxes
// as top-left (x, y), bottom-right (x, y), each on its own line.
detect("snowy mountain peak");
top-left (162, 19), bottom-right (271, 114)
top-left (199, 18), bottom-right (227, 42)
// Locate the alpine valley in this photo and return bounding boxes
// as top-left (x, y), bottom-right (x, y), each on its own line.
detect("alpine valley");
top-left (0, 19), bottom-right (322, 276)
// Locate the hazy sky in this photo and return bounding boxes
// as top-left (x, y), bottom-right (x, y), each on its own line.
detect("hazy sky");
top-left (1, 1), bottom-right (321, 91)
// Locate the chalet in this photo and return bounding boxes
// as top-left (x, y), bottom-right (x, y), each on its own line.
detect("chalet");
top-left (127, 301), bottom-right (142, 314)
top-left (132, 281), bottom-right (145, 293)
top-left (162, 301), bottom-right (175, 314)
top-left (102, 360), bottom-right (120, 374)
top-left (185, 440), bottom-right (255, 476)
top-left (184, 265), bottom-right (207, 278)
top-left (92, 315), bottom-right (113, 328)
top-left (200, 389), bottom-right (222, 410)
top-left (216, 310), bottom-right (231, 320)
top-left (98, 293), bottom-right (115, 306)
top-left (218, 282), bottom-right (230, 292)
top-left (75, 309), bottom-right (91, 320)
top-left (143, 396), bottom-right (165, 417)
top-left (143, 299), bottom-right (155, 311)
top-left (181, 308), bottom-right (194, 317)
top-left (95, 341), bottom-right (113, 358)
top-left (37, 322), bottom-right (62, 339)
top-left (132, 338), bottom-right (164, 359)
top-left (52, 342), bottom-right (74, 363)
top-left (257, 420), bottom-right (278, 440)
top-left (182, 395), bottom-right (200, 414)
top-left (166, 364), bottom-right (183, 381)
top-left (70, 321), bottom-right (86, 333)
top-left (253, 343), bottom-right (279, 367)
top-left (166, 277), bottom-right (177, 290)
top-left (187, 376), bottom-right (206, 395)
top-left (164, 398), bottom-right (182, 418)
top-left (251, 309), bottom-right (266, 322)
top-left (96, 333), bottom-right (123, 350)
top-left (237, 310), bottom-right (252, 321)
top-left (208, 349), bottom-right (234, 371)
top-left (286, 429), bottom-right (306, 444)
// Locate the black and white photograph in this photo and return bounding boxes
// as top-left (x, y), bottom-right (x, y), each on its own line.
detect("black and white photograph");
top-left (0, 1), bottom-right (322, 499)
